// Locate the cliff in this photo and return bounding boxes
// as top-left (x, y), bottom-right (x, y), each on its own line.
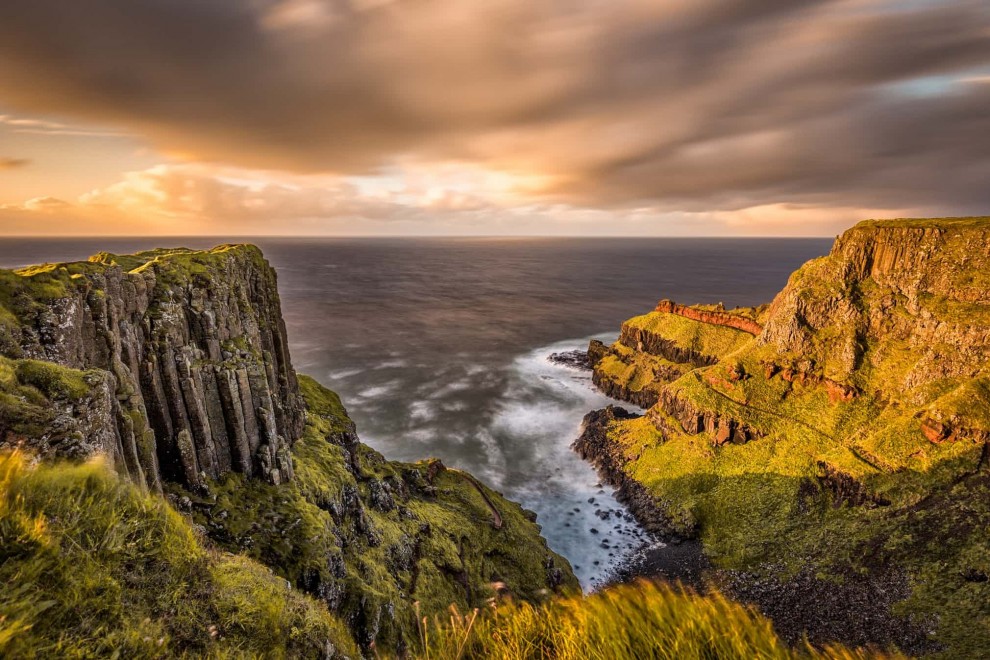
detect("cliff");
top-left (1, 246), bottom-right (302, 490)
top-left (583, 217), bottom-right (990, 655)
top-left (0, 245), bottom-right (577, 655)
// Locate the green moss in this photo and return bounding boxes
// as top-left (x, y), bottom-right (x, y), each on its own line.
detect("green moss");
top-left (14, 359), bottom-right (91, 400)
top-left (0, 356), bottom-right (106, 443)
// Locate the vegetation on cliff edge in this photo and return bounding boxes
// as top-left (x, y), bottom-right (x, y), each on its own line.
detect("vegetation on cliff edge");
top-left (589, 218), bottom-right (990, 656)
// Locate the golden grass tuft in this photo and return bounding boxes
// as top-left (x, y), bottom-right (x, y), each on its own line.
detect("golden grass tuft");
top-left (415, 580), bottom-right (898, 660)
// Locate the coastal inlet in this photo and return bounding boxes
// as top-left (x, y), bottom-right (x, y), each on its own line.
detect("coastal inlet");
top-left (302, 332), bottom-right (659, 589)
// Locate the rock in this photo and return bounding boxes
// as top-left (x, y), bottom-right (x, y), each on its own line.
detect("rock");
top-left (654, 299), bottom-right (763, 335)
top-left (548, 350), bottom-right (592, 369)
top-left (587, 339), bottom-right (609, 367)
top-left (574, 405), bottom-right (696, 539)
top-left (0, 246), bottom-right (304, 491)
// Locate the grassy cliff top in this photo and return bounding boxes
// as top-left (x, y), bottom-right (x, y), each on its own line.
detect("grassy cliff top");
top-left (625, 311), bottom-right (755, 359)
top-left (86, 244), bottom-right (261, 274)
top-left (847, 216), bottom-right (990, 231)
top-left (10, 244), bottom-right (262, 280)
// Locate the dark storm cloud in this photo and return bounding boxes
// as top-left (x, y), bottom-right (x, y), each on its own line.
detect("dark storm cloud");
top-left (0, 0), bottom-right (987, 212)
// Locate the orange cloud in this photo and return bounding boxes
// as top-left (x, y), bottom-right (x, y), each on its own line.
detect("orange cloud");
top-left (0, 163), bottom-right (913, 237)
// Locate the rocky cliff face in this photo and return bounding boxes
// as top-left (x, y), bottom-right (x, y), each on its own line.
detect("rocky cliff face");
top-left (582, 218), bottom-right (990, 655)
top-left (761, 219), bottom-right (990, 400)
top-left (0, 246), bottom-right (303, 491)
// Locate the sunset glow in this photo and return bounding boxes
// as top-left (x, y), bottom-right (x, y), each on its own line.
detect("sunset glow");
top-left (1, 0), bottom-right (988, 235)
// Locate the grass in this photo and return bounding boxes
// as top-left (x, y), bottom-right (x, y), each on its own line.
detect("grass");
top-left (589, 218), bottom-right (990, 656)
top-left (623, 311), bottom-right (755, 361)
top-left (850, 217), bottom-right (990, 230)
top-left (594, 346), bottom-right (689, 400)
top-left (0, 451), bottom-right (359, 658)
top-left (173, 374), bottom-right (579, 653)
top-left (0, 447), bottom-right (905, 659)
top-left (416, 580), bottom-right (895, 660)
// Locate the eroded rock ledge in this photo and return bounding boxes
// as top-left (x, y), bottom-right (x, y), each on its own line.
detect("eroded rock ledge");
top-left (618, 323), bottom-right (718, 368)
top-left (654, 299), bottom-right (763, 335)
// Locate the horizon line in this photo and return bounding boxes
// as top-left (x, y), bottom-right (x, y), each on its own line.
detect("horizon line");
top-left (0, 233), bottom-right (839, 240)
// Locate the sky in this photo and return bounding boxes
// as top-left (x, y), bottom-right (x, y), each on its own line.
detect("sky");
top-left (0, 0), bottom-right (988, 237)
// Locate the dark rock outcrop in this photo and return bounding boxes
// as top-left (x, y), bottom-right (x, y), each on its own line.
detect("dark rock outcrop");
top-left (1, 246), bottom-right (303, 490)
top-left (652, 388), bottom-right (762, 446)
top-left (591, 371), bottom-right (661, 408)
top-left (618, 323), bottom-right (718, 368)
top-left (548, 349), bottom-right (592, 370)
top-left (573, 406), bottom-right (693, 538)
top-left (587, 339), bottom-right (609, 366)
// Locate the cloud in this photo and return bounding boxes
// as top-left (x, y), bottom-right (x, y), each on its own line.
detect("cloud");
top-left (0, 157), bottom-right (30, 169)
top-left (0, 162), bottom-right (909, 236)
top-left (0, 0), bottom-right (987, 217)
top-left (0, 114), bottom-right (131, 138)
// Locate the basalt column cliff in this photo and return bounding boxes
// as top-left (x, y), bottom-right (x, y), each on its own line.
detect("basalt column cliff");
top-left (0, 246), bottom-right (302, 490)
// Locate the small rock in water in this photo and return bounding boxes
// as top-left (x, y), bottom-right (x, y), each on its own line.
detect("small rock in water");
top-left (548, 350), bottom-right (592, 369)
top-left (587, 497), bottom-right (595, 504)
top-left (590, 528), bottom-right (599, 534)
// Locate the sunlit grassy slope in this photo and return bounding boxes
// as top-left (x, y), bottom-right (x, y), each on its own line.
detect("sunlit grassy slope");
top-left (0, 451), bottom-right (359, 658)
top-left (417, 581), bottom-right (895, 660)
top-left (0, 449), bottom-right (882, 659)
top-left (589, 218), bottom-right (990, 656)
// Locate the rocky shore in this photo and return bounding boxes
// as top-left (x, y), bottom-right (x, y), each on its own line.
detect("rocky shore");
top-left (574, 404), bottom-right (940, 656)
top-left (573, 406), bottom-right (689, 539)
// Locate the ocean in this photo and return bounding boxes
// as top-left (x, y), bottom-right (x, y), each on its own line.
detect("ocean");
top-left (0, 236), bottom-right (831, 588)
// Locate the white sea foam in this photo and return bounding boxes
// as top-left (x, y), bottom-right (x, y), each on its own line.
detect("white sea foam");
top-left (355, 381), bottom-right (400, 399)
top-left (375, 359), bottom-right (408, 369)
top-left (473, 334), bottom-right (652, 589)
top-left (327, 367), bottom-right (363, 380)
